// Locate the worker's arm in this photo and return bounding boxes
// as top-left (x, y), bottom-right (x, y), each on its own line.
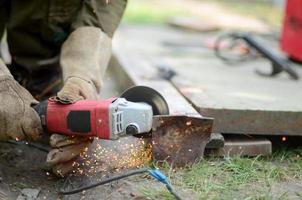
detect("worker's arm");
top-left (0, 59), bottom-right (42, 141)
top-left (47, 0), bottom-right (127, 177)
top-left (57, 27), bottom-right (111, 103)
top-left (71, 0), bottom-right (127, 38)
top-left (57, 0), bottom-right (127, 103)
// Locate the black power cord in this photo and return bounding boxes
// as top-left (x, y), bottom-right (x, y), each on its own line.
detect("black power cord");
top-left (60, 168), bottom-right (183, 200)
top-left (60, 168), bottom-right (149, 195)
top-left (214, 32), bottom-right (258, 64)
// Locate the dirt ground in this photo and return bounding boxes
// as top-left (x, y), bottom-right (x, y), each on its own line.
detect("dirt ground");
top-left (0, 141), bottom-right (198, 200)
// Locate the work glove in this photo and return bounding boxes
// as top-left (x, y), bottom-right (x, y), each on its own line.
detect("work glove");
top-left (0, 59), bottom-right (42, 141)
top-left (46, 27), bottom-right (112, 177)
top-left (46, 77), bottom-right (97, 176)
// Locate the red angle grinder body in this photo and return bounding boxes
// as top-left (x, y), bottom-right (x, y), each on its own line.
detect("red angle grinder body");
top-left (34, 86), bottom-right (169, 140)
top-left (35, 98), bottom-right (116, 139)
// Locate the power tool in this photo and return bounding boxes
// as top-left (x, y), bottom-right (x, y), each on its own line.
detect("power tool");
top-left (34, 86), bottom-right (169, 140)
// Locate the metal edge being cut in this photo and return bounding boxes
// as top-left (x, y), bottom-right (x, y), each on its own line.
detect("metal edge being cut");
top-left (152, 115), bottom-right (213, 166)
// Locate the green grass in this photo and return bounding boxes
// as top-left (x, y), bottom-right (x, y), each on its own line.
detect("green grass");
top-left (123, 0), bottom-right (186, 24)
top-left (139, 148), bottom-right (302, 200)
top-left (123, 0), bottom-right (283, 27)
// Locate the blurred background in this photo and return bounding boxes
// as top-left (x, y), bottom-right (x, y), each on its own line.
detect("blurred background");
top-left (122, 0), bottom-right (284, 31)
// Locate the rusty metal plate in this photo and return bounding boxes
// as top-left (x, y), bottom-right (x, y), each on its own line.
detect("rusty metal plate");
top-left (151, 115), bottom-right (213, 166)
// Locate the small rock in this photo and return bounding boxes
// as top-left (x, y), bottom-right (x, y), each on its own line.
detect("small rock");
top-left (130, 192), bottom-right (137, 197)
top-left (16, 149), bottom-right (23, 156)
top-left (16, 188), bottom-right (40, 200)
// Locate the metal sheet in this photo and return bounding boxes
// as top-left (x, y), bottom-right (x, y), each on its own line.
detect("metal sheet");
top-left (152, 115), bottom-right (213, 166)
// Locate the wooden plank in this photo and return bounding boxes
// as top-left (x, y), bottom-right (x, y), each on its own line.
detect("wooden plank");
top-left (113, 25), bottom-right (302, 136)
top-left (168, 16), bottom-right (220, 33)
top-left (172, 74), bottom-right (302, 136)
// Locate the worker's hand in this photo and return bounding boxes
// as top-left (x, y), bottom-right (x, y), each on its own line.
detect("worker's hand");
top-left (47, 134), bottom-right (92, 176)
top-left (0, 60), bottom-right (42, 141)
top-left (56, 77), bottom-right (98, 104)
top-left (47, 77), bottom-right (97, 177)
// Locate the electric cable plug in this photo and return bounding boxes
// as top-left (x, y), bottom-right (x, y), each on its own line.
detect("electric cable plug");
top-left (148, 169), bottom-right (183, 200)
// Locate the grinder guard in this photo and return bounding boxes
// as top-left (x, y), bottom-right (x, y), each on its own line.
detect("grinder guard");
top-left (121, 86), bottom-right (169, 116)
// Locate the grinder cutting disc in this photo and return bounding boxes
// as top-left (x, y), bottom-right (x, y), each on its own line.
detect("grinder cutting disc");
top-left (120, 86), bottom-right (169, 115)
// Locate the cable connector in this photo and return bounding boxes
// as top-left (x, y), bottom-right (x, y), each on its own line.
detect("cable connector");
top-left (148, 169), bottom-right (182, 200)
top-left (148, 169), bottom-right (169, 184)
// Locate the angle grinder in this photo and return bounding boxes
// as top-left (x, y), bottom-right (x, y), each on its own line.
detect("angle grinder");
top-left (34, 86), bottom-right (169, 140)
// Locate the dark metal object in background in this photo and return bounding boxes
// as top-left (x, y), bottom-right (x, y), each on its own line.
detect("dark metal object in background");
top-left (152, 115), bottom-right (213, 166)
top-left (158, 65), bottom-right (177, 81)
top-left (215, 33), bottom-right (299, 80)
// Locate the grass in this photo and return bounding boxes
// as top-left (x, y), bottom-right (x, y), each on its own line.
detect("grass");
top-left (123, 0), bottom-right (186, 24)
top-left (123, 0), bottom-right (283, 27)
top-left (139, 147), bottom-right (302, 200)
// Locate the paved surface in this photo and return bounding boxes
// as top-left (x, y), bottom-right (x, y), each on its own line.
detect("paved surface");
top-left (113, 24), bottom-right (302, 135)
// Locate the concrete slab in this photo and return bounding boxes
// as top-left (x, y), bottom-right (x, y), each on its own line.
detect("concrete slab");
top-left (113, 25), bottom-right (302, 136)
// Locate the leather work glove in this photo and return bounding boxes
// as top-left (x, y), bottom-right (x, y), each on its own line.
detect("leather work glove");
top-left (56, 76), bottom-right (98, 104)
top-left (46, 27), bottom-right (112, 177)
top-left (0, 59), bottom-right (42, 141)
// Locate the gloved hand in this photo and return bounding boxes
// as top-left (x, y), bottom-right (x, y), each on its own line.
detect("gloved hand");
top-left (0, 59), bottom-right (42, 141)
top-left (56, 76), bottom-right (98, 104)
top-left (46, 27), bottom-right (112, 177)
